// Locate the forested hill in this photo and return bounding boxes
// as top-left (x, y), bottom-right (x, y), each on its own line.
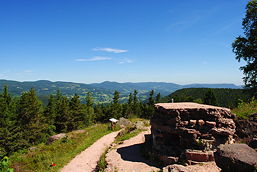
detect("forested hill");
top-left (161, 88), bottom-right (250, 108)
top-left (0, 79), bottom-right (242, 103)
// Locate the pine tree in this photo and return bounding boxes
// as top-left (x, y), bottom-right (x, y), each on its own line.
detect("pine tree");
top-left (132, 90), bottom-right (140, 116)
top-left (17, 88), bottom-right (49, 145)
top-left (84, 92), bottom-right (95, 126)
top-left (110, 91), bottom-right (122, 119)
top-left (148, 90), bottom-right (155, 106)
top-left (55, 94), bottom-right (71, 132)
top-left (128, 93), bottom-right (133, 105)
top-left (113, 91), bottom-right (120, 104)
top-left (69, 94), bottom-right (84, 130)
top-left (204, 89), bottom-right (217, 105)
top-left (155, 93), bottom-right (161, 103)
top-left (143, 90), bottom-right (155, 119)
top-left (44, 95), bottom-right (57, 128)
top-left (94, 104), bottom-right (105, 122)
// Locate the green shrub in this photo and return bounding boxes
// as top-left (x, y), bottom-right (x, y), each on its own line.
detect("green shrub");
top-left (0, 157), bottom-right (14, 172)
top-left (232, 98), bottom-right (257, 119)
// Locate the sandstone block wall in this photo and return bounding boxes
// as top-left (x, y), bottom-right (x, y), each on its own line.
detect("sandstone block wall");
top-left (150, 102), bottom-right (236, 163)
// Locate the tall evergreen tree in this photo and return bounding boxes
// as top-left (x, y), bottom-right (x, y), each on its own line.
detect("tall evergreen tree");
top-left (69, 94), bottom-right (84, 129)
top-left (17, 88), bottom-right (49, 145)
top-left (84, 92), bottom-right (95, 126)
top-left (113, 90), bottom-right (120, 104)
top-left (44, 95), bottom-right (57, 129)
top-left (132, 90), bottom-right (141, 116)
top-left (110, 91), bottom-right (122, 119)
top-left (55, 95), bottom-right (71, 132)
top-left (155, 93), bottom-right (161, 103)
top-left (128, 93), bottom-right (133, 105)
top-left (148, 90), bottom-right (155, 106)
top-left (203, 89), bottom-right (217, 105)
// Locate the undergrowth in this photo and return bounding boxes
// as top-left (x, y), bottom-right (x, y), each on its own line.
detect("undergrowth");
top-left (232, 98), bottom-right (257, 119)
top-left (10, 124), bottom-right (111, 172)
top-left (96, 148), bottom-right (108, 172)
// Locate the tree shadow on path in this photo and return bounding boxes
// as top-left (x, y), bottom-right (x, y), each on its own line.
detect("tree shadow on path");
top-left (117, 143), bottom-right (160, 168)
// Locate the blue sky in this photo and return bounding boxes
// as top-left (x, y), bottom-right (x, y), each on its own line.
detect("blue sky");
top-left (0, 0), bottom-right (249, 85)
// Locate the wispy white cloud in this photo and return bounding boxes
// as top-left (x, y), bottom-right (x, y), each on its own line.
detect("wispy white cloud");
top-left (92, 47), bottom-right (128, 53)
top-left (75, 56), bottom-right (112, 62)
top-left (119, 58), bottom-right (133, 64)
top-left (24, 70), bottom-right (32, 73)
top-left (166, 16), bottom-right (201, 31)
top-left (15, 70), bottom-right (33, 76)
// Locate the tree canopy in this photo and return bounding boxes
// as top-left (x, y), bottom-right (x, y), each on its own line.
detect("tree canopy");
top-left (232, 0), bottom-right (257, 97)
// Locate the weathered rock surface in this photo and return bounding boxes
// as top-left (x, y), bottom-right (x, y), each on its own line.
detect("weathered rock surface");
top-left (117, 117), bottom-right (132, 128)
top-left (71, 129), bottom-right (86, 134)
top-left (47, 133), bottom-right (66, 145)
top-left (235, 113), bottom-right (257, 145)
top-left (150, 102), bottom-right (236, 165)
top-left (214, 143), bottom-right (257, 172)
top-left (163, 162), bottom-right (220, 172)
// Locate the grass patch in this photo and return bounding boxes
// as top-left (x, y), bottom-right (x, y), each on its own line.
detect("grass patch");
top-left (232, 98), bottom-right (257, 119)
top-left (115, 129), bottom-right (143, 142)
top-left (95, 148), bottom-right (108, 172)
top-left (10, 124), bottom-right (111, 172)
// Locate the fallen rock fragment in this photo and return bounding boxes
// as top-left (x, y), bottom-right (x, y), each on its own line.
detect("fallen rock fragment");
top-left (214, 143), bottom-right (257, 172)
top-left (47, 133), bottom-right (66, 145)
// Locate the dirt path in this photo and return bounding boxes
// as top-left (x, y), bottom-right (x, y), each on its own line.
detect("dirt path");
top-left (61, 130), bottom-right (120, 172)
top-left (105, 129), bottom-right (160, 172)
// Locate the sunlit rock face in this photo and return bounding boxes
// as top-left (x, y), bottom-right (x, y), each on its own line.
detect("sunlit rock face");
top-left (150, 102), bottom-right (236, 164)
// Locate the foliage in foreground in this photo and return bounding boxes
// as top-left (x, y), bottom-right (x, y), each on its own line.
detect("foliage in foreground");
top-left (0, 157), bottom-right (14, 172)
top-left (232, 98), bottom-right (257, 119)
top-left (10, 124), bottom-right (111, 172)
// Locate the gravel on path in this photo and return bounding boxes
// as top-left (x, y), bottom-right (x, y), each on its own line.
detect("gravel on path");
top-left (105, 129), bottom-right (160, 172)
top-left (61, 130), bottom-right (120, 172)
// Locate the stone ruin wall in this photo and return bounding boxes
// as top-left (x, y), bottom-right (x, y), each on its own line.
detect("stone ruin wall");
top-left (150, 103), bottom-right (236, 164)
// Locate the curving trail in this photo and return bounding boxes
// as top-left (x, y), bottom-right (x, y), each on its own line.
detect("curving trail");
top-left (105, 128), bottom-right (160, 172)
top-left (61, 130), bottom-right (120, 172)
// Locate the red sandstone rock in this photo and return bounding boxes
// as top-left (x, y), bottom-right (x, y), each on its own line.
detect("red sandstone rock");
top-left (205, 121), bottom-right (216, 128)
top-left (198, 120), bottom-right (205, 126)
top-left (151, 102), bottom-right (236, 165)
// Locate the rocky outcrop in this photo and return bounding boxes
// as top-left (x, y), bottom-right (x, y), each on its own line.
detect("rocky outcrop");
top-left (47, 133), bottom-right (67, 145)
top-left (163, 162), bottom-right (220, 172)
top-left (150, 102), bottom-right (236, 165)
top-left (234, 113), bottom-right (257, 146)
top-left (117, 117), bottom-right (132, 128)
top-left (214, 143), bottom-right (257, 172)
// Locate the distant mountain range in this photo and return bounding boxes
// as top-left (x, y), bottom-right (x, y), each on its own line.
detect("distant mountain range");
top-left (0, 79), bottom-right (242, 103)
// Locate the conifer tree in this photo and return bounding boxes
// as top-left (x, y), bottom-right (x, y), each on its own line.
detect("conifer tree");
top-left (110, 91), bottom-right (122, 119)
top-left (155, 93), bottom-right (161, 103)
top-left (69, 94), bottom-right (84, 129)
top-left (148, 90), bottom-right (155, 106)
top-left (44, 95), bottom-right (57, 129)
top-left (84, 92), bottom-right (95, 126)
top-left (17, 88), bottom-right (49, 145)
top-left (55, 94), bottom-right (71, 132)
top-left (204, 89), bottom-right (217, 105)
top-left (132, 90), bottom-right (140, 116)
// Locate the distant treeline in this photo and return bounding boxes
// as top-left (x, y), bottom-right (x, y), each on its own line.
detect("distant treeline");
top-left (161, 88), bottom-right (251, 108)
top-left (0, 86), bottom-right (159, 158)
